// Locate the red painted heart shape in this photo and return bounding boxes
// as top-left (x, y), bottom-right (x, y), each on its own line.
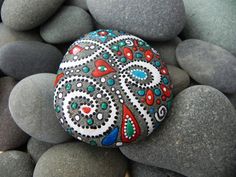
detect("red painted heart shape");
top-left (92, 59), bottom-right (116, 77)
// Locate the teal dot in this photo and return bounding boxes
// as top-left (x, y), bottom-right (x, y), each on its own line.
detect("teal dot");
top-left (90, 140), bottom-right (97, 146)
top-left (107, 79), bottom-right (115, 86)
top-left (66, 128), bottom-right (73, 135)
top-left (111, 45), bottom-right (119, 52)
top-left (138, 41), bottom-right (144, 46)
top-left (103, 53), bottom-right (110, 59)
top-left (149, 107), bottom-right (155, 114)
top-left (71, 102), bottom-right (78, 110)
top-left (87, 85), bottom-right (95, 93)
top-left (82, 66), bottom-right (90, 73)
top-left (155, 61), bottom-right (161, 67)
top-left (154, 88), bottom-right (161, 96)
top-left (162, 77), bottom-right (169, 85)
top-left (87, 118), bottom-right (94, 125)
top-left (65, 83), bottom-right (72, 91)
top-left (135, 53), bottom-right (143, 58)
top-left (119, 41), bottom-right (126, 47)
top-left (120, 57), bottom-right (127, 63)
top-left (101, 102), bottom-right (108, 110)
top-left (137, 90), bottom-right (145, 96)
top-left (55, 106), bottom-right (60, 113)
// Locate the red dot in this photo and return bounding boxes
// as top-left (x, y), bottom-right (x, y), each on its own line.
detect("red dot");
top-left (133, 47), bottom-right (137, 51)
top-left (141, 98), bottom-right (145, 103)
top-left (161, 96), bottom-right (166, 101)
top-left (139, 47), bottom-right (144, 51)
top-left (117, 51), bottom-right (122, 56)
top-left (156, 99), bottom-right (161, 105)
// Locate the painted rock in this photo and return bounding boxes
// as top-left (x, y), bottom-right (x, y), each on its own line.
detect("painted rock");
top-left (54, 29), bottom-right (173, 147)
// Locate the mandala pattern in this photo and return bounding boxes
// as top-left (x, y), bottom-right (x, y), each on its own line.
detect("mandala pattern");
top-left (54, 29), bottom-right (173, 147)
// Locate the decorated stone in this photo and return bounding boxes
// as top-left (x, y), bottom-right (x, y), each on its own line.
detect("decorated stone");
top-left (54, 29), bottom-right (173, 147)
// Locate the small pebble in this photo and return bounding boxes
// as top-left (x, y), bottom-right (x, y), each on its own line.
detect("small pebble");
top-left (9, 73), bottom-right (72, 143)
top-left (176, 39), bottom-right (236, 94)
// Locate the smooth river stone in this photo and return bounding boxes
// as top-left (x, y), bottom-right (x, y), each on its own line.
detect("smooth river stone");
top-left (131, 162), bottom-right (186, 177)
top-left (176, 39), bottom-right (236, 94)
top-left (33, 142), bottom-right (127, 177)
top-left (66, 0), bottom-right (88, 10)
top-left (27, 138), bottom-right (54, 163)
top-left (9, 73), bottom-right (72, 143)
top-left (87, 0), bottom-right (186, 41)
top-left (120, 85), bottom-right (236, 177)
top-left (54, 29), bottom-right (173, 148)
top-left (0, 151), bottom-right (35, 177)
top-left (167, 65), bottom-right (190, 95)
top-left (150, 37), bottom-right (181, 66)
top-left (1, 0), bottom-right (65, 31)
top-left (40, 6), bottom-right (93, 44)
top-left (0, 41), bottom-right (62, 80)
top-left (182, 0), bottom-right (236, 56)
top-left (0, 23), bottom-right (42, 48)
top-left (0, 77), bottom-right (29, 151)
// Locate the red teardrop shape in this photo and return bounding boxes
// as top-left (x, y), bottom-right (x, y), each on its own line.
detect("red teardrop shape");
top-left (92, 59), bottom-right (116, 77)
top-left (121, 104), bottom-right (141, 143)
top-left (54, 73), bottom-right (64, 87)
top-left (145, 50), bottom-right (154, 62)
top-left (160, 84), bottom-right (171, 97)
top-left (145, 89), bottom-right (154, 106)
top-left (124, 47), bottom-right (133, 60)
top-left (69, 45), bottom-right (84, 55)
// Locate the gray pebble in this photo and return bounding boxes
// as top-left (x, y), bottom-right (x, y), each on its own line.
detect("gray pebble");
top-left (182, 0), bottom-right (236, 56)
top-left (66, 0), bottom-right (88, 10)
top-left (33, 142), bottom-right (127, 177)
top-left (120, 85), bottom-right (236, 177)
top-left (27, 138), bottom-right (54, 163)
top-left (151, 37), bottom-right (181, 66)
top-left (167, 65), bottom-right (190, 95)
top-left (131, 162), bottom-right (186, 177)
top-left (87, 0), bottom-right (186, 41)
top-left (0, 23), bottom-right (42, 48)
top-left (176, 39), bottom-right (236, 94)
top-left (9, 73), bottom-right (72, 143)
top-left (40, 6), bottom-right (93, 44)
top-left (0, 151), bottom-right (35, 177)
top-left (0, 77), bottom-right (29, 151)
top-left (0, 41), bottom-right (62, 80)
top-left (1, 0), bottom-right (65, 31)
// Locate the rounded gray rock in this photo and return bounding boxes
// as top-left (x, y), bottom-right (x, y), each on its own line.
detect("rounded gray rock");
top-left (176, 39), bottom-right (236, 94)
top-left (0, 151), bottom-right (35, 177)
top-left (182, 0), bottom-right (236, 56)
top-left (151, 37), bottom-right (181, 66)
top-left (1, 0), bottom-right (65, 31)
top-left (120, 85), bottom-right (236, 177)
top-left (167, 65), bottom-right (190, 95)
top-left (0, 41), bottom-right (63, 80)
top-left (27, 138), bottom-right (54, 163)
top-left (131, 162), bottom-right (186, 177)
top-left (9, 73), bottom-right (72, 143)
top-left (0, 23), bottom-right (42, 48)
top-left (66, 0), bottom-right (88, 10)
top-left (87, 0), bottom-right (186, 41)
top-left (0, 77), bottom-right (29, 151)
top-left (40, 6), bottom-right (93, 44)
top-left (33, 142), bottom-right (127, 177)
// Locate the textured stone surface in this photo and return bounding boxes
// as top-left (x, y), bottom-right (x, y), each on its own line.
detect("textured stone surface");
top-left (33, 142), bottom-right (127, 177)
top-left (1, 0), bottom-right (65, 30)
top-left (120, 86), bottom-right (236, 177)
top-left (66, 0), bottom-right (88, 10)
top-left (87, 0), bottom-right (186, 41)
top-left (131, 162), bottom-right (186, 177)
top-left (167, 65), bottom-right (190, 95)
top-left (176, 39), bottom-right (236, 94)
top-left (0, 23), bottom-right (42, 48)
top-left (0, 77), bottom-right (29, 151)
top-left (0, 41), bottom-right (62, 80)
top-left (54, 29), bottom-right (173, 147)
top-left (0, 151), bottom-right (35, 177)
top-left (9, 73), bottom-right (72, 143)
top-left (27, 138), bottom-right (54, 163)
top-left (182, 0), bottom-right (236, 56)
top-left (40, 6), bottom-right (93, 44)
top-left (150, 37), bottom-right (181, 66)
